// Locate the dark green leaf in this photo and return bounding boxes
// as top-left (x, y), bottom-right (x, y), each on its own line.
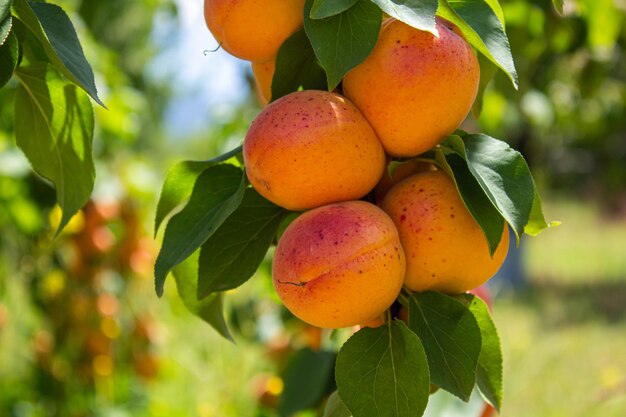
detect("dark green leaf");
top-left (304, 0), bottom-right (382, 89)
top-left (435, 147), bottom-right (505, 255)
top-left (0, 12), bottom-right (11, 45)
top-left (0, 0), bottom-right (11, 22)
top-left (173, 250), bottom-right (233, 342)
top-left (310, 0), bottom-right (358, 19)
top-left (14, 63), bottom-right (94, 234)
top-left (154, 164), bottom-right (246, 296)
top-left (0, 29), bottom-right (18, 87)
top-left (11, 0), bottom-right (104, 106)
top-left (552, 0), bottom-right (564, 14)
top-left (451, 134), bottom-right (535, 242)
top-left (371, 0), bottom-right (438, 34)
top-left (463, 294), bottom-right (502, 411)
top-left (323, 391), bottom-right (352, 417)
top-left (154, 145), bottom-right (242, 235)
top-left (471, 53), bottom-right (498, 117)
top-left (336, 320), bottom-right (430, 417)
top-left (407, 291), bottom-right (482, 401)
top-left (197, 188), bottom-right (285, 298)
top-left (437, 0), bottom-right (518, 88)
top-left (271, 28), bottom-right (327, 101)
top-left (279, 348), bottom-right (336, 417)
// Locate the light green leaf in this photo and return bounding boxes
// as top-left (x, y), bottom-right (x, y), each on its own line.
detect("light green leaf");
top-left (0, 0), bottom-right (11, 22)
top-left (154, 146), bottom-right (242, 235)
top-left (310, 0), bottom-right (358, 19)
top-left (0, 29), bottom-right (18, 87)
top-left (323, 391), bottom-right (352, 417)
top-left (336, 320), bottom-right (430, 417)
top-left (271, 29), bottom-right (327, 101)
top-left (552, 0), bottom-right (564, 14)
top-left (438, 0), bottom-right (518, 88)
top-left (524, 182), bottom-right (560, 236)
top-left (154, 164), bottom-right (246, 296)
top-left (279, 348), bottom-right (336, 417)
top-left (408, 291), bottom-right (482, 401)
top-left (463, 294), bottom-right (503, 411)
top-left (197, 188), bottom-right (285, 298)
top-left (0, 12), bottom-right (11, 46)
top-left (11, 0), bottom-right (104, 106)
top-left (304, 0), bottom-right (382, 89)
top-left (14, 63), bottom-right (94, 234)
top-left (371, 0), bottom-right (438, 35)
top-left (173, 250), bottom-right (233, 342)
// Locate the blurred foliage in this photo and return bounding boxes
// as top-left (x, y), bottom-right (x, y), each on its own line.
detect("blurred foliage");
top-left (0, 0), bottom-right (625, 416)
top-left (477, 0), bottom-right (626, 213)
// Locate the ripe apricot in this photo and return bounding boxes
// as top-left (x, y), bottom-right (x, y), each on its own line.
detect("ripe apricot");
top-left (244, 90), bottom-right (386, 210)
top-left (375, 159), bottom-right (436, 203)
top-left (252, 60), bottom-right (275, 106)
top-left (381, 170), bottom-right (509, 294)
top-left (204, 0), bottom-right (304, 62)
top-left (273, 201), bottom-right (406, 328)
top-left (343, 18), bottom-right (480, 157)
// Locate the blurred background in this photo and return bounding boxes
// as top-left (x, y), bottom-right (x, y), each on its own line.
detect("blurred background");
top-left (0, 0), bottom-right (625, 416)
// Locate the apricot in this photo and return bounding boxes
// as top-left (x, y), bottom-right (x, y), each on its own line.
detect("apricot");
top-left (343, 18), bottom-right (480, 157)
top-left (204, 0), bottom-right (305, 62)
top-left (273, 201), bottom-right (406, 328)
top-left (243, 90), bottom-right (386, 210)
top-left (381, 170), bottom-right (509, 294)
top-left (252, 60), bottom-right (275, 106)
top-left (375, 159), bottom-right (436, 203)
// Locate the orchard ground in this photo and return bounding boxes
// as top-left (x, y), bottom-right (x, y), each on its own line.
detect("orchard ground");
top-left (1, 197), bottom-right (625, 416)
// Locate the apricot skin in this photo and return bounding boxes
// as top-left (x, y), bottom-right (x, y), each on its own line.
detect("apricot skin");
top-left (243, 90), bottom-right (386, 210)
top-left (204, 0), bottom-right (304, 62)
top-left (381, 170), bottom-right (509, 294)
top-left (343, 18), bottom-right (480, 157)
top-left (252, 60), bottom-right (275, 106)
top-left (273, 201), bottom-right (406, 329)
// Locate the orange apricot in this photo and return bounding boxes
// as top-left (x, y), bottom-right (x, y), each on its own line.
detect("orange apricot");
top-left (243, 90), bottom-right (386, 210)
top-left (381, 170), bottom-right (509, 294)
top-left (252, 60), bottom-right (275, 106)
top-left (343, 18), bottom-right (480, 157)
top-left (204, 0), bottom-right (305, 62)
top-left (375, 159), bottom-right (436, 203)
top-left (273, 201), bottom-right (406, 328)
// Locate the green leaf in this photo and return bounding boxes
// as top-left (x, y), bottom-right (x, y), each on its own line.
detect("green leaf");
top-left (0, 12), bottom-right (11, 46)
top-left (446, 134), bottom-right (535, 243)
top-left (197, 188), bottom-right (286, 298)
top-left (336, 320), bottom-right (430, 417)
top-left (304, 0), bottom-right (382, 90)
top-left (154, 164), bottom-right (246, 296)
top-left (154, 145), bottom-right (242, 235)
top-left (552, 0), bottom-right (564, 14)
top-left (463, 294), bottom-right (502, 411)
top-left (0, 0), bottom-right (11, 22)
top-left (271, 28), bottom-right (327, 101)
top-left (11, 0), bottom-right (104, 106)
top-left (310, 0), bottom-right (358, 19)
top-left (371, 0), bottom-right (438, 35)
top-left (407, 291), bottom-right (482, 401)
top-left (0, 29), bottom-right (18, 87)
top-left (279, 348), bottom-right (336, 417)
top-left (435, 147), bottom-right (505, 255)
top-left (323, 391), bottom-right (352, 417)
top-left (14, 63), bottom-right (94, 234)
top-left (524, 182), bottom-right (560, 236)
top-left (471, 53), bottom-right (498, 117)
top-left (437, 0), bottom-right (518, 88)
top-left (173, 250), bottom-right (233, 342)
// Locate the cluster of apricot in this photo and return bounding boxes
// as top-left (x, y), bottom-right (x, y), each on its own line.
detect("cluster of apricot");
top-left (205, 0), bottom-right (508, 329)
